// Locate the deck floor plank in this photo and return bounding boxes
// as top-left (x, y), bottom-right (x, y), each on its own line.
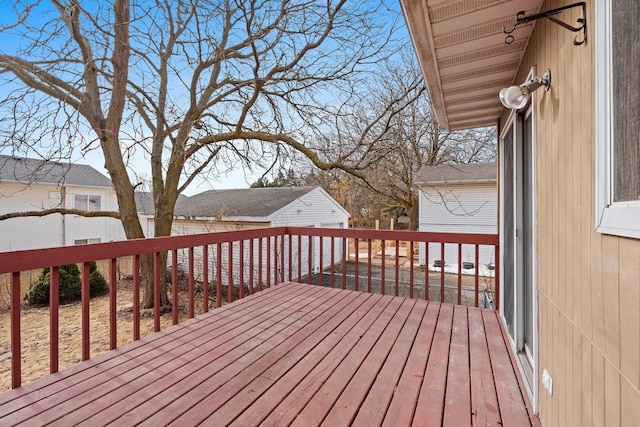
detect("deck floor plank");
top-left (0, 282), bottom-right (536, 427)
top-left (412, 303), bottom-right (455, 425)
top-left (222, 293), bottom-right (383, 426)
top-left (1, 283), bottom-right (308, 424)
top-left (468, 307), bottom-right (501, 426)
top-left (350, 299), bottom-right (428, 427)
top-left (249, 295), bottom-right (394, 427)
top-left (321, 298), bottom-right (417, 426)
top-left (443, 305), bottom-right (472, 426)
top-left (0, 283), bottom-right (287, 411)
top-left (58, 285), bottom-right (332, 426)
top-left (381, 302), bottom-right (440, 427)
top-left (101, 285), bottom-right (342, 426)
top-left (482, 309), bottom-right (532, 426)
top-left (164, 288), bottom-right (366, 426)
top-left (290, 295), bottom-right (404, 427)
top-left (199, 292), bottom-right (379, 426)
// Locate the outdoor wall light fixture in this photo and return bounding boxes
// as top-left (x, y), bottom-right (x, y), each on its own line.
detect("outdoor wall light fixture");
top-left (499, 69), bottom-right (551, 110)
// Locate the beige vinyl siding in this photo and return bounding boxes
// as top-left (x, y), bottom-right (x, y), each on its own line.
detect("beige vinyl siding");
top-left (500, 1), bottom-right (640, 425)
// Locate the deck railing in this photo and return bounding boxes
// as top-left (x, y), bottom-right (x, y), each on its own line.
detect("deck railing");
top-left (0, 226), bottom-right (499, 389)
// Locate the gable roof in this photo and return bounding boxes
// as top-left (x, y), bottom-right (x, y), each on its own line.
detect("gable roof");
top-left (176, 186), bottom-right (317, 219)
top-left (416, 162), bottom-right (497, 185)
top-left (0, 154), bottom-right (113, 188)
top-left (135, 186), bottom-right (322, 219)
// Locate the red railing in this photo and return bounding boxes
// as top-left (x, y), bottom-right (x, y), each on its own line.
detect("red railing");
top-left (0, 227), bottom-right (498, 390)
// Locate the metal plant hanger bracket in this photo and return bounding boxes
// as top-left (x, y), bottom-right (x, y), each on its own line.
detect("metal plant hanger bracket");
top-left (503, 2), bottom-right (587, 46)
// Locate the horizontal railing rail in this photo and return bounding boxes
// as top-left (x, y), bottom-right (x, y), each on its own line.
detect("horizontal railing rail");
top-left (0, 226), bottom-right (499, 390)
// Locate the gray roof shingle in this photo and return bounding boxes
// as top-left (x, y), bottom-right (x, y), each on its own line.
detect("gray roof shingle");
top-left (135, 186), bottom-right (318, 219)
top-left (0, 154), bottom-right (113, 188)
top-left (416, 162), bottom-right (497, 185)
top-left (176, 186), bottom-right (317, 219)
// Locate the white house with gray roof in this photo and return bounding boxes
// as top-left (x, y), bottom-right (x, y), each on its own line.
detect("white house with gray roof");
top-left (415, 162), bottom-right (497, 270)
top-left (135, 186), bottom-right (350, 282)
top-left (0, 155), bottom-right (125, 251)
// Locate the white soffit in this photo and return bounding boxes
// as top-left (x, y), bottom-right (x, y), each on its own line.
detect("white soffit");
top-left (400, 0), bottom-right (544, 130)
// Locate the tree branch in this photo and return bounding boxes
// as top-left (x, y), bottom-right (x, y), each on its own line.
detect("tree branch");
top-left (0, 208), bottom-right (121, 221)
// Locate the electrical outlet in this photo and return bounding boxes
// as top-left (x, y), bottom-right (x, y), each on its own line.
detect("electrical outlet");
top-left (542, 369), bottom-right (553, 395)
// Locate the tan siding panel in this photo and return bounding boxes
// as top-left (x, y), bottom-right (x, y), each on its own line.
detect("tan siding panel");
top-left (619, 238), bottom-right (640, 388)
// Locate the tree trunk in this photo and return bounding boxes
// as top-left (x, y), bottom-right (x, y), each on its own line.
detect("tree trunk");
top-left (408, 201), bottom-right (419, 231)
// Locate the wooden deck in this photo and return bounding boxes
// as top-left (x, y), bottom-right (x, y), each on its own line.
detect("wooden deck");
top-left (0, 282), bottom-right (535, 426)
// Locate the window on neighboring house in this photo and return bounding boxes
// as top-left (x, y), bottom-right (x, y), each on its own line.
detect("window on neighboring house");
top-left (595, 0), bottom-right (640, 238)
top-left (74, 194), bottom-right (102, 212)
top-left (74, 238), bottom-right (101, 245)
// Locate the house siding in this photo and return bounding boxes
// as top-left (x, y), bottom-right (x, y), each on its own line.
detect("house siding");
top-left (147, 188), bottom-right (350, 286)
top-left (418, 183), bottom-right (497, 267)
top-left (0, 181), bottom-right (125, 251)
top-left (501, 1), bottom-right (640, 425)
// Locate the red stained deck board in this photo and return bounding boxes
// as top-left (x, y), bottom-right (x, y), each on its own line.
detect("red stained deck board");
top-left (443, 305), bottom-right (472, 426)
top-left (54, 285), bottom-right (332, 426)
top-left (321, 298), bottom-right (417, 426)
top-left (0, 282), bottom-right (536, 427)
top-left (289, 295), bottom-right (405, 427)
top-left (482, 309), bottom-right (532, 426)
top-left (468, 308), bottom-right (501, 426)
top-left (0, 283), bottom-right (296, 419)
top-left (9, 283), bottom-right (327, 426)
top-left (350, 299), bottom-right (428, 427)
top-left (412, 302), bottom-right (455, 425)
top-left (145, 288), bottom-right (365, 426)
top-left (94, 285), bottom-right (341, 426)
top-left (219, 293), bottom-right (384, 427)
top-left (161, 288), bottom-right (366, 426)
top-left (381, 302), bottom-right (440, 427)
top-left (248, 294), bottom-right (395, 427)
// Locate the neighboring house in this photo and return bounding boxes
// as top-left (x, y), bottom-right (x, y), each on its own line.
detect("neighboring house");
top-left (135, 186), bottom-right (350, 280)
top-left (416, 162), bottom-right (497, 269)
top-left (401, 0), bottom-right (639, 425)
top-left (0, 155), bottom-right (125, 251)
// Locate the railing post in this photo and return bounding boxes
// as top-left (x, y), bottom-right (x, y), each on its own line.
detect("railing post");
top-left (50, 266), bottom-right (59, 374)
top-left (495, 244), bottom-right (500, 310)
top-left (82, 262), bottom-right (90, 360)
top-left (238, 241), bottom-right (244, 299)
top-left (189, 246), bottom-right (195, 317)
top-left (171, 250), bottom-right (179, 325)
top-left (203, 244), bottom-right (210, 311)
top-left (133, 255), bottom-right (140, 340)
top-left (109, 258), bottom-right (117, 350)
top-left (11, 271), bottom-right (21, 389)
top-left (354, 238), bottom-right (359, 292)
top-left (409, 242), bottom-right (414, 299)
top-left (153, 252), bottom-right (161, 332)
top-left (216, 243), bottom-right (223, 307)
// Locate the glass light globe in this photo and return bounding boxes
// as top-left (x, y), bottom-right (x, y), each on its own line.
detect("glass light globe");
top-left (499, 85), bottom-right (529, 109)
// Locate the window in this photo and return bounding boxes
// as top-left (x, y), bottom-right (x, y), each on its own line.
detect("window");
top-left (74, 238), bottom-right (101, 245)
top-left (595, 0), bottom-right (640, 238)
top-left (74, 194), bottom-right (101, 212)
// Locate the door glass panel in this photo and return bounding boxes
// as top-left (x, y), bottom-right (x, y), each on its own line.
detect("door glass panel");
top-left (502, 125), bottom-right (515, 337)
top-left (523, 112), bottom-right (534, 358)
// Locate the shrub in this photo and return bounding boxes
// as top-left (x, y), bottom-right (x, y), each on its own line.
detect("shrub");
top-left (89, 261), bottom-right (108, 297)
top-left (24, 263), bottom-right (108, 305)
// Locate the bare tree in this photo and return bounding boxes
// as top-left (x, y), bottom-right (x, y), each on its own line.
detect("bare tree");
top-left (0, 0), bottom-right (401, 306)
top-left (306, 53), bottom-right (496, 230)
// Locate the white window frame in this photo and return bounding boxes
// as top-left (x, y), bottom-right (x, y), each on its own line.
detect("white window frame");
top-left (74, 194), bottom-right (102, 212)
top-left (595, 0), bottom-right (640, 239)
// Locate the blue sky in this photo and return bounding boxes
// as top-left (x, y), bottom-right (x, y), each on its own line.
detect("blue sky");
top-left (0, 1), bottom-right (410, 195)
